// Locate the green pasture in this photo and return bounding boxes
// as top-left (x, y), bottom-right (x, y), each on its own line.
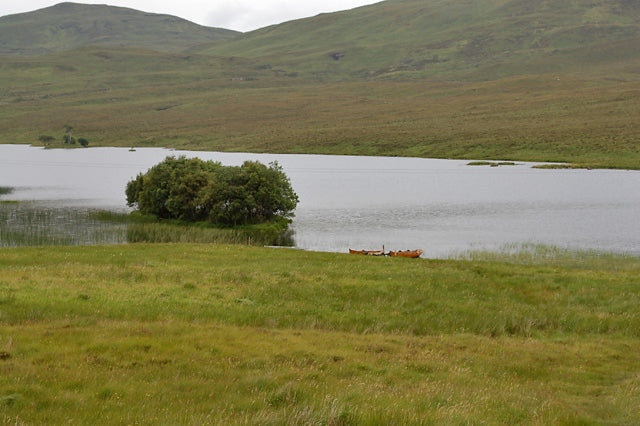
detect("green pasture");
top-left (1, 244), bottom-right (639, 423)
top-left (1, 49), bottom-right (639, 169)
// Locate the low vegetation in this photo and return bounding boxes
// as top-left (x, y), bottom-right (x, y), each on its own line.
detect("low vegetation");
top-left (2, 59), bottom-right (638, 168)
top-left (125, 220), bottom-right (294, 246)
top-left (0, 203), bottom-right (127, 247)
top-left (0, 244), bottom-right (638, 423)
top-left (467, 161), bottom-right (516, 167)
top-left (0, 203), bottom-right (293, 248)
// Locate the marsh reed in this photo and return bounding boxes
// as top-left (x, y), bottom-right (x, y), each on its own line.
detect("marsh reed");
top-left (0, 202), bottom-right (294, 247)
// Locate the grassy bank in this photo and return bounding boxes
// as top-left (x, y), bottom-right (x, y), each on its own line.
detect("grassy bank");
top-left (1, 244), bottom-right (639, 423)
top-left (2, 49), bottom-right (639, 169)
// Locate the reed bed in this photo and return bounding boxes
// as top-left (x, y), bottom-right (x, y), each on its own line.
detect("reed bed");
top-left (0, 202), bottom-right (127, 247)
top-left (0, 202), bottom-right (294, 248)
top-left (126, 221), bottom-right (294, 246)
top-left (455, 243), bottom-right (640, 272)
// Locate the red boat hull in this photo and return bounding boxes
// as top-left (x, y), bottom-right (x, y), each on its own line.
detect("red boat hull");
top-left (388, 249), bottom-right (423, 258)
top-left (349, 249), bottom-right (385, 256)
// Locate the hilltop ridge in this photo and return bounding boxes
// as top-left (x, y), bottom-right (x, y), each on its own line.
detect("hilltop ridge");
top-left (0, 2), bottom-right (240, 55)
top-left (3, 0), bottom-right (639, 79)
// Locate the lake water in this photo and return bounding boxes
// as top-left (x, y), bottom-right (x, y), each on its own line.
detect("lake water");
top-left (1, 144), bottom-right (639, 257)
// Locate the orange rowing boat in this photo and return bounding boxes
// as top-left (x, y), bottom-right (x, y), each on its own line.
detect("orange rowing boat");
top-left (349, 247), bottom-right (423, 258)
top-left (388, 249), bottom-right (423, 258)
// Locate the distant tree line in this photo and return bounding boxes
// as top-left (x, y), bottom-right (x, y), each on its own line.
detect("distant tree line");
top-left (125, 156), bottom-right (299, 227)
top-left (38, 124), bottom-right (89, 147)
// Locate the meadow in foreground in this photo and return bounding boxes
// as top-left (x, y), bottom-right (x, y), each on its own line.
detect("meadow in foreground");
top-left (1, 244), bottom-right (639, 424)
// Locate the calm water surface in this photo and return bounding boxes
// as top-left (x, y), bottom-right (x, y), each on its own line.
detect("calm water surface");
top-left (1, 144), bottom-right (639, 257)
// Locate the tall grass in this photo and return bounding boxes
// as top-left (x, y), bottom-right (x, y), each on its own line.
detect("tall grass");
top-left (0, 202), bottom-right (127, 247)
top-left (2, 244), bottom-right (639, 337)
top-left (0, 244), bottom-right (639, 423)
top-left (0, 202), bottom-right (294, 247)
top-left (455, 243), bottom-right (640, 272)
top-left (126, 221), bottom-right (294, 246)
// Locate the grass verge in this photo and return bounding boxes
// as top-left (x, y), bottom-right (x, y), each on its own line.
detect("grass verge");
top-left (1, 244), bottom-right (639, 423)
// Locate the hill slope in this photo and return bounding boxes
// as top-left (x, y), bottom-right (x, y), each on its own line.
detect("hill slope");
top-left (202, 0), bottom-right (640, 80)
top-left (0, 2), bottom-right (240, 55)
top-left (0, 0), bottom-right (639, 168)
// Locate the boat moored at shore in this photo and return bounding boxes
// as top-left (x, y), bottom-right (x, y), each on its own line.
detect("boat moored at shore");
top-left (349, 248), bottom-right (423, 258)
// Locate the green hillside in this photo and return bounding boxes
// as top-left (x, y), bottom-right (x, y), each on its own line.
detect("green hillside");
top-left (0, 0), bottom-right (639, 168)
top-left (0, 2), bottom-right (240, 55)
top-left (201, 0), bottom-right (640, 80)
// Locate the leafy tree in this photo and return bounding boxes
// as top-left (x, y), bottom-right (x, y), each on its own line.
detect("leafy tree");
top-left (125, 156), bottom-right (298, 227)
top-left (127, 156), bottom-right (212, 219)
top-left (62, 125), bottom-right (75, 144)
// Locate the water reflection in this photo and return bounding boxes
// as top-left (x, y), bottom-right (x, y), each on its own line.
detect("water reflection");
top-left (1, 144), bottom-right (639, 257)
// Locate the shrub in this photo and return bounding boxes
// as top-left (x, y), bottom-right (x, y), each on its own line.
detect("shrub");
top-left (126, 156), bottom-right (298, 227)
top-left (38, 135), bottom-right (55, 144)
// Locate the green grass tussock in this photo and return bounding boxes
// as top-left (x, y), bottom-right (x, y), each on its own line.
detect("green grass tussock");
top-left (1, 244), bottom-right (639, 423)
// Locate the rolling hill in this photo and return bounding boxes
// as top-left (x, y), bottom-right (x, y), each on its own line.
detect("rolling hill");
top-left (200, 0), bottom-right (640, 80)
top-left (0, 0), bottom-right (639, 168)
top-left (0, 2), bottom-right (240, 55)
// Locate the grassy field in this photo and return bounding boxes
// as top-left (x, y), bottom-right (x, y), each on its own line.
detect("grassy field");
top-left (1, 243), bottom-right (639, 423)
top-left (1, 49), bottom-right (639, 168)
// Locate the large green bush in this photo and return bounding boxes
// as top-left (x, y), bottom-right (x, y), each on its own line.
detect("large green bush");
top-left (126, 156), bottom-right (298, 227)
